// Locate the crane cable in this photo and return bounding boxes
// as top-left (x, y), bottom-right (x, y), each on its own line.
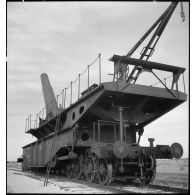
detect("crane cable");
top-left (180, 2), bottom-right (185, 22)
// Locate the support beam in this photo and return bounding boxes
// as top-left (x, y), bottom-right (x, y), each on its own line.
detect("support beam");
top-left (119, 106), bottom-right (124, 142)
top-left (110, 55), bottom-right (185, 74)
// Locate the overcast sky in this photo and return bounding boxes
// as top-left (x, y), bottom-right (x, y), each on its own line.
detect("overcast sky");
top-left (7, 2), bottom-right (189, 161)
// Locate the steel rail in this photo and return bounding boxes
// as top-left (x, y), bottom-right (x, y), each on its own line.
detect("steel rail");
top-left (8, 168), bottom-right (188, 194)
top-left (148, 184), bottom-right (189, 194)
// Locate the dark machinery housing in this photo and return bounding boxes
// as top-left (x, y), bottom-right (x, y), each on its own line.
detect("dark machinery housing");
top-left (21, 2), bottom-right (187, 186)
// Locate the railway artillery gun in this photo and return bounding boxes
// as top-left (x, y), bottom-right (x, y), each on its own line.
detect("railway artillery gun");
top-left (22, 2), bottom-right (187, 187)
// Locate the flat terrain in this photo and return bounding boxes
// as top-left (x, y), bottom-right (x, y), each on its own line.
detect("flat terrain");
top-left (7, 159), bottom-right (189, 193)
top-left (153, 159), bottom-right (188, 189)
top-left (7, 169), bottom-right (112, 194)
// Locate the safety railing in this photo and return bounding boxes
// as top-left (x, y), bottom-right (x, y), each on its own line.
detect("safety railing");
top-left (25, 54), bottom-right (102, 132)
top-left (150, 72), bottom-right (186, 94)
top-left (24, 54), bottom-right (187, 133)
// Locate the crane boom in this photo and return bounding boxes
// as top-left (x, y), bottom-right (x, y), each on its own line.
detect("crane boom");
top-left (126, 2), bottom-right (184, 83)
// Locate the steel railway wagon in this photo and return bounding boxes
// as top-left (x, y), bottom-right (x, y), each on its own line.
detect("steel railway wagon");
top-left (21, 2), bottom-right (187, 186)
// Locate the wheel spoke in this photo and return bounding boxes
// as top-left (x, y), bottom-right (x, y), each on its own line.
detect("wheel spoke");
top-left (66, 163), bottom-right (73, 179)
top-left (97, 159), bottom-right (113, 185)
top-left (145, 168), bottom-right (156, 185)
top-left (84, 154), bottom-right (97, 183)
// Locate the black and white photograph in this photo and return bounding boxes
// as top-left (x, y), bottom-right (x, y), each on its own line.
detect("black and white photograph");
top-left (6, 1), bottom-right (189, 194)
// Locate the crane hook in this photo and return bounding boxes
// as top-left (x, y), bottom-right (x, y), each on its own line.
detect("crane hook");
top-left (180, 2), bottom-right (185, 22)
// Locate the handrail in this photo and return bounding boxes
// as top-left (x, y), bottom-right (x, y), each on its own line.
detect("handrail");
top-left (151, 71), bottom-right (177, 99)
top-left (150, 73), bottom-right (186, 94)
top-left (25, 54), bottom-right (101, 132)
top-left (25, 52), bottom-right (186, 133)
top-left (151, 75), bottom-right (172, 87)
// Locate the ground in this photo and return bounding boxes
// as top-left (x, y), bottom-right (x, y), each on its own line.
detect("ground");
top-left (6, 158), bottom-right (189, 193)
top-left (153, 159), bottom-right (188, 189)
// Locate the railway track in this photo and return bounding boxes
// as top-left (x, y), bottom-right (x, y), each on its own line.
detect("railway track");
top-left (112, 179), bottom-right (189, 194)
top-left (148, 184), bottom-right (189, 194)
top-left (8, 168), bottom-right (188, 194)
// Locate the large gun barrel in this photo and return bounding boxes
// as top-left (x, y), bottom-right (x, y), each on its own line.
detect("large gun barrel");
top-left (40, 73), bottom-right (59, 119)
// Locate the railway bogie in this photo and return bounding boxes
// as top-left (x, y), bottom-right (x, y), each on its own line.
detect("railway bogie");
top-left (22, 113), bottom-right (184, 186)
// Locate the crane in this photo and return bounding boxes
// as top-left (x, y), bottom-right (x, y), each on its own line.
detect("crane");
top-left (113, 2), bottom-right (185, 84)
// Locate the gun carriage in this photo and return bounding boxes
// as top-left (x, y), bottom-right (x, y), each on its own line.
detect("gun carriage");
top-left (21, 2), bottom-right (187, 186)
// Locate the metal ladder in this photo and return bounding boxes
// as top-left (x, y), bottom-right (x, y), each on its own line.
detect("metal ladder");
top-left (44, 113), bottom-right (61, 186)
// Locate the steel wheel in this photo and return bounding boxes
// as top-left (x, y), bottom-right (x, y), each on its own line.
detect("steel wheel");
top-left (70, 159), bottom-right (80, 180)
top-left (61, 167), bottom-right (66, 176)
top-left (97, 159), bottom-right (113, 185)
top-left (74, 156), bottom-right (84, 180)
top-left (144, 156), bottom-right (156, 185)
top-left (84, 155), bottom-right (97, 183)
top-left (66, 163), bottom-right (73, 179)
top-left (55, 168), bottom-right (60, 175)
top-left (22, 161), bottom-right (28, 172)
top-left (145, 168), bottom-right (156, 185)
